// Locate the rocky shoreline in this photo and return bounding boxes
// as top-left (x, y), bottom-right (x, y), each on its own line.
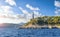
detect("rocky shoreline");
top-left (19, 24), bottom-right (60, 29)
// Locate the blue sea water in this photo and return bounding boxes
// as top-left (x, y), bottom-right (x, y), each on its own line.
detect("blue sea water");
top-left (0, 27), bottom-right (18, 37)
top-left (0, 27), bottom-right (60, 37)
top-left (18, 29), bottom-right (60, 37)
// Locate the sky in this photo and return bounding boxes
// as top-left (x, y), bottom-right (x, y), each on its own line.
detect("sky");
top-left (0, 0), bottom-right (60, 24)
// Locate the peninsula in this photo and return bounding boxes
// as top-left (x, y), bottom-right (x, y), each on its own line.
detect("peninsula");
top-left (19, 16), bottom-right (60, 29)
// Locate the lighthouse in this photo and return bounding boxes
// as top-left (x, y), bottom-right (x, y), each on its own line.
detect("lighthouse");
top-left (32, 12), bottom-right (34, 19)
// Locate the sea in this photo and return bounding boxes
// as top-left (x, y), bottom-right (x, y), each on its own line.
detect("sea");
top-left (0, 27), bottom-right (60, 37)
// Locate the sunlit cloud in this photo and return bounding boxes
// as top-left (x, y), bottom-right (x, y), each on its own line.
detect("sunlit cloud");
top-left (19, 6), bottom-right (44, 22)
top-left (19, 7), bottom-right (32, 21)
top-left (5, 0), bottom-right (16, 6)
top-left (0, 4), bottom-right (26, 23)
top-left (0, 5), bottom-right (17, 18)
top-left (0, 5), bottom-right (14, 14)
top-left (55, 1), bottom-right (60, 7)
top-left (55, 0), bottom-right (60, 16)
top-left (55, 9), bottom-right (60, 16)
top-left (0, 0), bottom-right (44, 23)
top-left (26, 4), bottom-right (44, 17)
top-left (19, 7), bottom-right (29, 14)
top-left (33, 11), bottom-right (42, 17)
top-left (26, 4), bottom-right (40, 10)
top-left (0, 18), bottom-right (26, 24)
top-left (0, 0), bottom-right (31, 23)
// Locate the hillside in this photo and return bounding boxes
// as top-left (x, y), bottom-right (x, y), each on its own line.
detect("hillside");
top-left (20, 16), bottom-right (60, 28)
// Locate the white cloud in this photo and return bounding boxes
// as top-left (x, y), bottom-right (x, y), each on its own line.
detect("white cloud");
top-left (55, 1), bottom-right (60, 7)
top-left (19, 7), bottom-right (44, 22)
top-left (0, 5), bottom-right (27, 23)
top-left (19, 7), bottom-right (29, 14)
top-left (0, 0), bottom-right (30, 24)
top-left (55, 0), bottom-right (60, 16)
top-left (5, 0), bottom-right (16, 6)
top-left (19, 7), bottom-right (33, 21)
top-left (55, 9), bottom-right (60, 15)
top-left (19, 7), bottom-right (32, 21)
top-left (0, 18), bottom-right (27, 24)
top-left (0, 5), bottom-right (14, 14)
top-left (26, 4), bottom-right (40, 10)
top-left (33, 11), bottom-right (42, 18)
top-left (0, 5), bottom-right (17, 19)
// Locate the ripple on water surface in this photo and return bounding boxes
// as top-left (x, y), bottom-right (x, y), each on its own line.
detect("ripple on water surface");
top-left (18, 29), bottom-right (60, 37)
top-left (0, 28), bottom-right (18, 37)
top-left (0, 28), bottom-right (60, 37)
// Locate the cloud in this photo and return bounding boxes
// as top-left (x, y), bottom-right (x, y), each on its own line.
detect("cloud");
top-left (33, 11), bottom-right (43, 18)
top-left (19, 7), bottom-right (32, 21)
top-left (54, 1), bottom-right (60, 7)
top-left (19, 7), bottom-right (32, 20)
top-left (19, 7), bottom-right (44, 22)
top-left (55, 0), bottom-right (60, 16)
top-left (26, 4), bottom-right (40, 10)
top-left (0, 0), bottom-right (32, 23)
top-left (19, 7), bottom-right (29, 14)
top-left (26, 4), bottom-right (43, 19)
top-left (5, 0), bottom-right (16, 6)
top-left (25, 4), bottom-right (43, 17)
top-left (0, 5), bottom-right (27, 23)
top-left (0, 5), bottom-right (18, 19)
top-left (0, 5), bottom-right (13, 17)
top-left (55, 9), bottom-right (60, 15)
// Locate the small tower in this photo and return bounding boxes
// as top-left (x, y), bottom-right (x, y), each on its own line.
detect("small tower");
top-left (32, 12), bottom-right (35, 25)
top-left (32, 12), bottom-right (34, 19)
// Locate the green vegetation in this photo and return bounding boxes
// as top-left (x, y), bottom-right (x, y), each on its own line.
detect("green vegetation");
top-left (25, 16), bottom-right (60, 26)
